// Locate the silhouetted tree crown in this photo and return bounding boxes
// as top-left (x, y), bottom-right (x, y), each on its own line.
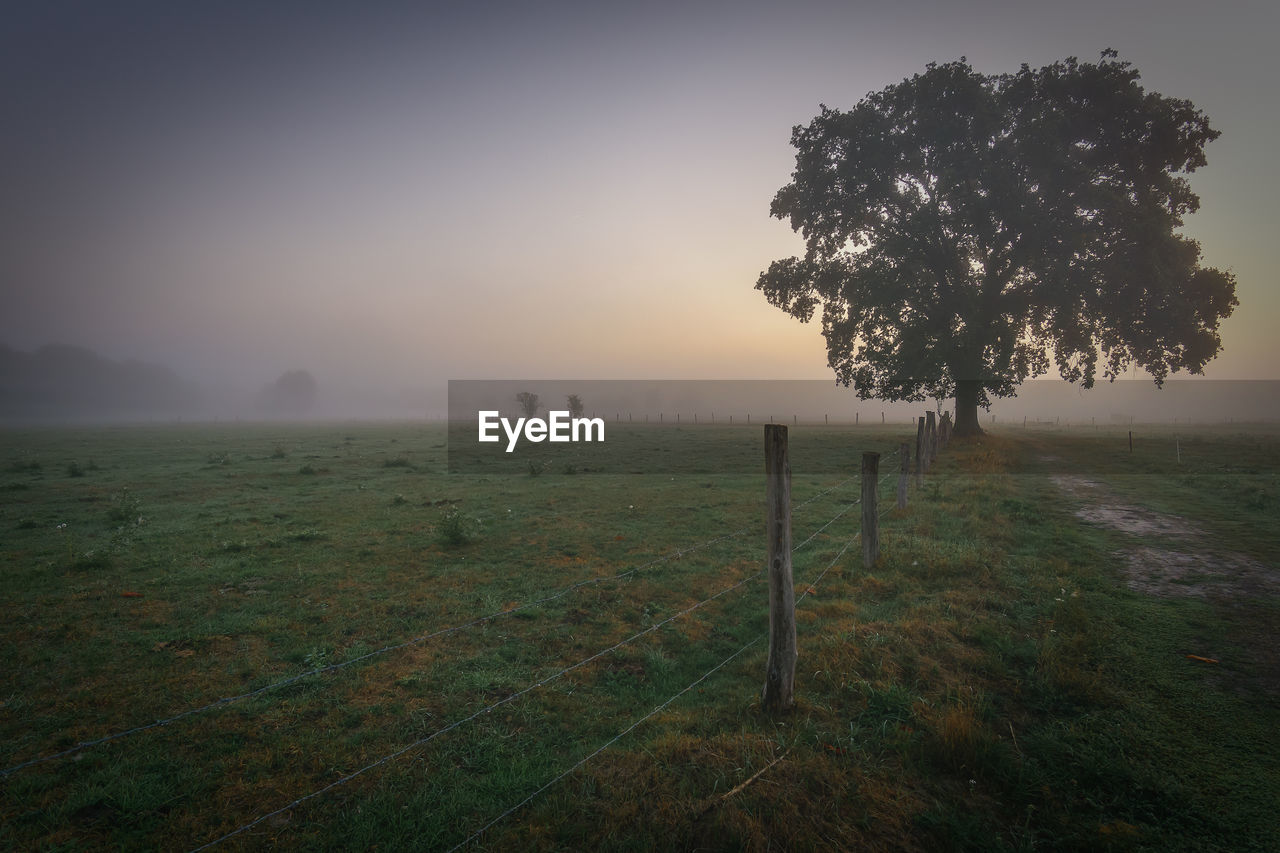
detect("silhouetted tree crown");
top-left (757, 50), bottom-right (1237, 435)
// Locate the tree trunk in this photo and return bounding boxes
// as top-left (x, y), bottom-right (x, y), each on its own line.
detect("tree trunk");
top-left (953, 378), bottom-right (984, 436)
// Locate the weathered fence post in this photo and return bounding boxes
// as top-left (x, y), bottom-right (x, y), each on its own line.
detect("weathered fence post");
top-left (762, 425), bottom-right (796, 712)
top-left (862, 451), bottom-right (880, 567)
top-left (897, 442), bottom-right (909, 510)
top-left (926, 411), bottom-right (937, 466)
top-left (916, 416), bottom-right (926, 484)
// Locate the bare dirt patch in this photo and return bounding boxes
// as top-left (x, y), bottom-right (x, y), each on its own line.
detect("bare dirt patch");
top-left (1119, 547), bottom-right (1279, 599)
top-left (1048, 472), bottom-right (1274, 599)
top-left (1049, 474), bottom-right (1201, 541)
top-left (1048, 465), bottom-right (1280, 696)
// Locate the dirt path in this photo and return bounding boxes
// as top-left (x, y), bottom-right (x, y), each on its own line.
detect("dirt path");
top-left (1046, 463), bottom-right (1279, 695)
top-left (1049, 472), bottom-right (1279, 599)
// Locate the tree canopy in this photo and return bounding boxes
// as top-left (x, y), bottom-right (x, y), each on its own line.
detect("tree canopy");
top-left (757, 51), bottom-right (1237, 434)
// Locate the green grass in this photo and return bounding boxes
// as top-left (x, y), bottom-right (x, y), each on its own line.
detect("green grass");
top-left (0, 421), bottom-right (1276, 850)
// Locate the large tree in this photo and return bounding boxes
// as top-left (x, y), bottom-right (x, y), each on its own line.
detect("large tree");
top-left (757, 51), bottom-right (1237, 435)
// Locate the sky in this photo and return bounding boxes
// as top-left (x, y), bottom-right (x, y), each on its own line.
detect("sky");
top-left (2, 0), bottom-right (1276, 412)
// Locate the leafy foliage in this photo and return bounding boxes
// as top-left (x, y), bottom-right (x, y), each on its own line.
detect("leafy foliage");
top-left (758, 51), bottom-right (1237, 432)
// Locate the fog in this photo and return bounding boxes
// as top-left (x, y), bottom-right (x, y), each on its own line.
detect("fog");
top-left (449, 379), bottom-right (1280, 427)
top-left (2, 1), bottom-right (1277, 420)
top-left (3, 345), bottom-right (1275, 425)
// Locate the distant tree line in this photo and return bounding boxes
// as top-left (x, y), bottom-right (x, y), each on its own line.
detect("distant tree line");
top-left (0, 343), bottom-right (201, 419)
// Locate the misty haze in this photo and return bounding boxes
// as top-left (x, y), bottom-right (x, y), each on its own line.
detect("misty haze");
top-left (2, 1), bottom-right (1276, 851)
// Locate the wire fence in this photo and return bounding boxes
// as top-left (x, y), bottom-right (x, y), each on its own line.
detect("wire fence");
top-left (0, 476), bottom-right (856, 778)
top-left (445, 467), bottom-right (896, 852)
top-left (191, 461), bottom-right (901, 851)
top-left (6, 432), bottom-right (929, 851)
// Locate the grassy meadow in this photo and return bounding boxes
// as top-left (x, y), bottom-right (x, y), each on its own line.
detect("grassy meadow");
top-left (1, 420), bottom-right (1277, 851)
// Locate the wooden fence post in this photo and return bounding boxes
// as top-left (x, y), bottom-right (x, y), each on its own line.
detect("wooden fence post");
top-left (916, 416), bottom-right (926, 484)
top-left (926, 411), bottom-right (937, 466)
top-left (762, 425), bottom-right (796, 712)
top-left (862, 451), bottom-right (880, 567)
top-left (897, 442), bottom-right (909, 510)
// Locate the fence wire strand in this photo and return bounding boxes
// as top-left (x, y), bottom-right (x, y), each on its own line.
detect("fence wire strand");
top-left (188, 562), bottom-right (768, 851)
top-left (445, 635), bottom-right (765, 852)
top-left (3, 513), bottom-right (777, 777)
top-left (11, 439), bottom-right (914, 852)
top-left (6, 471), bottom-right (864, 778)
top-left (186, 473), bottom-right (870, 850)
top-left (451, 498), bottom-right (877, 851)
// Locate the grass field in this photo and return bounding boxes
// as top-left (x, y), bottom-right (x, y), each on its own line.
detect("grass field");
top-left (1, 421), bottom-right (1277, 851)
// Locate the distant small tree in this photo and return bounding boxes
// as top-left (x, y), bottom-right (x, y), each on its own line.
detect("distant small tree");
top-left (515, 391), bottom-right (540, 418)
top-left (257, 369), bottom-right (318, 416)
top-left (566, 394), bottom-right (585, 419)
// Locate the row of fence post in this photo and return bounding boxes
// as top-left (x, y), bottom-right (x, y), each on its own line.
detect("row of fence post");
top-left (605, 412), bottom-right (937, 425)
top-left (760, 412), bottom-right (950, 712)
